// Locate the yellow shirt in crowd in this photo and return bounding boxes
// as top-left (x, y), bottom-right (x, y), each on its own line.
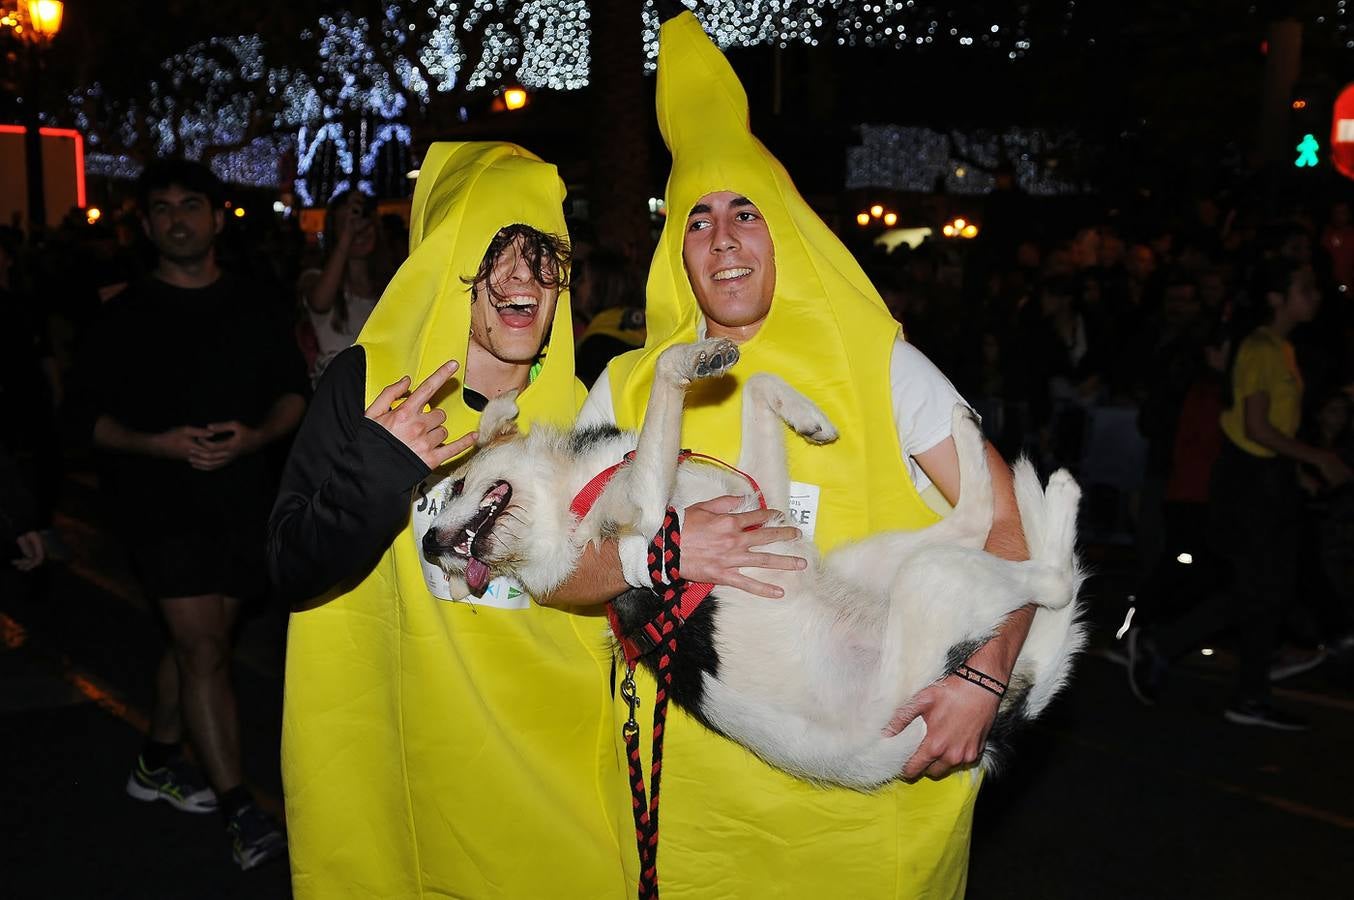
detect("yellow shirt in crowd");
top-left (1220, 326), bottom-right (1303, 458)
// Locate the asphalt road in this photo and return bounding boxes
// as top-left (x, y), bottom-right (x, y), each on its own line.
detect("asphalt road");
top-left (3, 474), bottom-right (1352, 899)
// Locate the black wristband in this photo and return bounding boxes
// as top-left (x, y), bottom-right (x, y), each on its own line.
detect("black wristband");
top-left (952, 663), bottom-right (1007, 698)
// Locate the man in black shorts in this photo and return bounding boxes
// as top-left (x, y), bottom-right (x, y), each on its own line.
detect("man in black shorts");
top-left (84, 159), bottom-right (306, 869)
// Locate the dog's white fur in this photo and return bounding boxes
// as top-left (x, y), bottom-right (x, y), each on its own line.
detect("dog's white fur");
top-left (425, 339), bottom-right (1085, 789)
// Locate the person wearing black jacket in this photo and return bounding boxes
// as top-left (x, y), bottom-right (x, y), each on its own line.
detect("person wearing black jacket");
top-left (267, 347), bottom-right (472, 603)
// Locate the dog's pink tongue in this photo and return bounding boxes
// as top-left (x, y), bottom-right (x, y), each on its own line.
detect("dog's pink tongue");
top-left (466, 558), bottom-right (491, 594)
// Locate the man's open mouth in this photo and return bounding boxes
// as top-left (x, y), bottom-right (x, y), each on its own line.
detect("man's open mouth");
top-left (440, 480), bottom-right (512, 594)
top-left (492, 294), bottom-right (540, 328)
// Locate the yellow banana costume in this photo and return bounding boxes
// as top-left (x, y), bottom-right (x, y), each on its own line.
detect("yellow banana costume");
top-left (603, 14), bottom-right (980, 898)
top-left (282, 143), bottom-right (630, 899)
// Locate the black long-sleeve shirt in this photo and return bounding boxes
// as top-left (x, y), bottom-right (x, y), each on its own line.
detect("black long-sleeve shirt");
top-left (267, 346), bottom-right (430, 604)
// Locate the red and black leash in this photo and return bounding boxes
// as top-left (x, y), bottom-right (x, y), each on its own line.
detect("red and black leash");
top-left (570, 451), bottom-right (765, 900)
top-left (620, 505), bottom-right (686, 899)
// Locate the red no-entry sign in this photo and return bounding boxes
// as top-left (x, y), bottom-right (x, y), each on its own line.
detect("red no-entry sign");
top-left (1334, 83), bottom-right (1354, 180)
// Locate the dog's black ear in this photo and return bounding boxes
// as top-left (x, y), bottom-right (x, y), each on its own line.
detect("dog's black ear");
top-left (654, 0), bottom-right (689, 25)
top-left (476, 390), bottom-right (521, 448)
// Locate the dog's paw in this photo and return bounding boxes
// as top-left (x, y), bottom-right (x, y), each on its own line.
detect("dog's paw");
top-left (1040, 468), bottom-right (1081, 565)
top-left (692, 338), bottom-right (739, 380)
top-left (748, 375), bottom-right (837, 443)
top-left (1045, 469), bottom-right (1081, 511)
top-left (789, 405), bottom-right (837, 444)
top-left (658, 339), bottom-right (740, 384)
top-left (790, 411), bottom-right (828, 446)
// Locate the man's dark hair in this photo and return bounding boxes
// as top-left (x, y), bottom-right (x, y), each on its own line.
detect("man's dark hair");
top-left (463, 223), bottom-right (572, 300)
top-left (136, 158), bottom-right (226, 211)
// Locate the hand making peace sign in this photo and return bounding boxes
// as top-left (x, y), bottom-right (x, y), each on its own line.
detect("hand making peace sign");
top-left (365, 359), bottom-right (477, 469)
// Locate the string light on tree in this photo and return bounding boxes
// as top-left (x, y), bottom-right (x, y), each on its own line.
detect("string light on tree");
top-left (847, 124), bottom-right (1085, 196)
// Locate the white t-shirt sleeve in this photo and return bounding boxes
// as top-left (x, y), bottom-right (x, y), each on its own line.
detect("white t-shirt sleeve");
top-left (577, 368), bottom-right (618, 429)
top-left (577, 369), bottom-right (652, 587)
top-left (890, 338), bottom-right (969, 492)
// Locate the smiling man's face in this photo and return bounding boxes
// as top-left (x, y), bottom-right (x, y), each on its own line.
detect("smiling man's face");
top-left (682, 191), bottom-right (776, 341)
top-left (143, 184), bottom-right (223, 265)
top-left (468, 232), bottom-right (562, 365)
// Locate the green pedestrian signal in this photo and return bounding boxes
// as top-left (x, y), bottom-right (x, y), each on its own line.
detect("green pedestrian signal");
top-left (1295, 133), bottom-right (1320, 167)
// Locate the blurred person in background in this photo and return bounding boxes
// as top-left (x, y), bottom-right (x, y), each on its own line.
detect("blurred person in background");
top-left (1129, 258), bottom-right (1351, 730)
top-left (296, 190), bottom-right (396, 385)
top-left (2, 446), bottom-right (46, 581)
top-left (573, 248), bottom-right (646, 386)
top-left (0, 227), bottom-right (62, 552)
top-left (1321, 200), bottom-right (1354, 292)
top-left (75, 158), bottom-right (306, 869)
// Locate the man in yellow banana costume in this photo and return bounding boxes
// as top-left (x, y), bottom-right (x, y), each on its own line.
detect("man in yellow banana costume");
top-left (571, 11), bottom-right (1038, 897)
top-left (268, 143), bottom-right (638, 898)
top-left (270, 139), bottom-right (802, 897)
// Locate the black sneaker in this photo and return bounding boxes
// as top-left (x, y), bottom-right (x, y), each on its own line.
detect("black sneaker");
top-left (1126, 628), bottom-right (1168, 706)
top-left (1222, 699), bottom-right (1310, 732)
top-left (226, 803), bottom-right (288, 870)
top-left (125, 755), bottom-right (218, 814)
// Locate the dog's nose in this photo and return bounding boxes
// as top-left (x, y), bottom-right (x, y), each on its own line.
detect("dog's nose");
top-left (422, 529), bottom-right (441, 555)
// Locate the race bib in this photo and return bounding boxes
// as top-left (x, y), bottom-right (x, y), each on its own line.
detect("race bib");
top-left (411, 472), bottom-right (532, 609)
top-left (786, 481), bottom-right (821, 541)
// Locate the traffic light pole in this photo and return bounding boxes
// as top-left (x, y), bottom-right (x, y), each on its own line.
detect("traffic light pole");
top-left (1257, 18), bottom-right (1302, 168)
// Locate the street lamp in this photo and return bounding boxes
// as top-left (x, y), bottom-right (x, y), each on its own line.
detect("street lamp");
top-left (25, 0), bottom-right (63, 40)
top-left (4, 0), bottom-right (65, 237)
top-left (504, 87), bottom-right (528, 111)
top-left (941, 217), bottom-right (980, 239)
top-left (857, 204), bottom-right (900, 228)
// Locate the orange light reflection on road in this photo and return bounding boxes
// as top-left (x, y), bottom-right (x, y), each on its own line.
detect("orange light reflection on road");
top-left (65, 669), bottom-right (150, 732)
top-left (1, 612), bottom-right (27, 649)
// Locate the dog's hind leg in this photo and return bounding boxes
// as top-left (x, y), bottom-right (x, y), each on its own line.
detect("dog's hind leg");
top-left (588, 339), bottom-right (741, 539)
top-left (1008, 462), bottom-right (1087, 718)
top-left (872, 547), bottom-right (1074, 704)
top-left (824, 406), bottom-right (995, 586)
top-left (736, 373), bottom-right (838, 513)
top-left (927, 405), bottom-right (995, 549)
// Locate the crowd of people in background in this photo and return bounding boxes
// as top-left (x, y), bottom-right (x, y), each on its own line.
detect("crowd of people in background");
top-left (853, 190), bottom-right (1354, 727)
top-left (3, 167), bottom-right (1353, 811)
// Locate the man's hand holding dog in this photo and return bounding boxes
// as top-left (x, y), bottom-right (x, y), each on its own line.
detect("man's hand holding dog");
top-left (366, 359), bottom-right (476, 469)
top-left (884, 604), bottom-right (1035, 780)
top-left (885, 675), bottom-right (1000, 781)
top-left (883, 435), bottom-right (1037, 781)
top-left (680, 495), bottom-right (806, 599)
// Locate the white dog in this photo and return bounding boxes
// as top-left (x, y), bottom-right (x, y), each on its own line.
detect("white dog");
top-left (423, 339), bottom-right (1085, 789)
